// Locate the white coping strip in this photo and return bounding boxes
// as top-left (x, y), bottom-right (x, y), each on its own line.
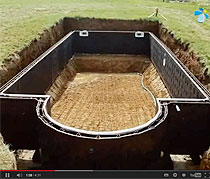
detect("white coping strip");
top-left (0, 93), bottom-right (49, 100)
top-left (1, 93), bottom-right (207, 103)
top-left (157, 98), bottom-right (209, 102)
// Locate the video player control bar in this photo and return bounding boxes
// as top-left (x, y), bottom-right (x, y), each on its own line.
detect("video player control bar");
top-left (1, 170), bottom-right (210, 178)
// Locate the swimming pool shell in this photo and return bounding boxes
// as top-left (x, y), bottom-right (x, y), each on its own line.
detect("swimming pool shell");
top-left (0, 31), bottom-right (210, 169)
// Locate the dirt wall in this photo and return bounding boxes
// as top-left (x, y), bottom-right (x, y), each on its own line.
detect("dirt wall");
top-left (0, 134), bottom-right (16, 170)
top-left (63, 17), bottom-right (159, 36)
top-left (73, 54), bottom-right (151, 73)
top-left (46, 60), bottom-right (77, 105)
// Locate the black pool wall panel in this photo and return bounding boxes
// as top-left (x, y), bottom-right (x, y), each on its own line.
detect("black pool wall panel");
top-left (73, 31), bottom-right (150, 56)
top-left (150, 35), bottom-right (205, 99)
top-left (3, 31), bottom-right (207, 100)
top-left (162, 101), bottom-right (210, 155)
top-left (0, 98), bottom-right (40, 149)
top-left (4, 31), bottom-right (150, 94)
top-left (0, 31), bottom-right (209, 164)
top-left (5, 33), bottom-right (75, 94)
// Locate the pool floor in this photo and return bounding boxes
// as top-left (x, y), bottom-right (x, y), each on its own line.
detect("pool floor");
top-left (48, 54), bottom-right (170, 132)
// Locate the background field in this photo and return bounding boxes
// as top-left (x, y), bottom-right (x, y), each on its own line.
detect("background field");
top-left (0, 0), bottom-right (210, 70)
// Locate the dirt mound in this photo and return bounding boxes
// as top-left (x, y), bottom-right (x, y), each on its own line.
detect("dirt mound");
top-left (200, 147), bottom-right (210, 170)
top-left (143, 64), bottom-right (170, 98)
top-left (0, 133), bottom-right (16, 170)
top-left (46, 60), bottom-right (77, 105)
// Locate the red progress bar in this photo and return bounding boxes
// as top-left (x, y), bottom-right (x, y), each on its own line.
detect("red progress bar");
top-left (0, 170), bottom-right (55, 171)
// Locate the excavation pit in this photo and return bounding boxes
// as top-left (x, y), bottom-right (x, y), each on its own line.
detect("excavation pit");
top-left (1, 30), bottom-right (209, 169)
top-left (48, 54), bottom-right (169, 132)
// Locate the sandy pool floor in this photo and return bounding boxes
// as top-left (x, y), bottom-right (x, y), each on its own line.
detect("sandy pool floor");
top-left (51, 73), bottom-right (156, 131)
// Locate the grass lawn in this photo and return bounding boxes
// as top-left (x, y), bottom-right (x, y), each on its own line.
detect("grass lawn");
top-left (0, 0), bottom-right (210, 71)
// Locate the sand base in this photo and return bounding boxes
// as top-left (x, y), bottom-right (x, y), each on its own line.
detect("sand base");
top-left (51, 73), bottom-right (156, 131)
top-left (48, 54), bottom-right (170, 132)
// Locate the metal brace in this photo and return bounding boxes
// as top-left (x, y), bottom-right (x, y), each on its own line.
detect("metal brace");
top-left (79, 30), bottom-right (89, 37)
top-left (135, 31), bottom-right (144, 38)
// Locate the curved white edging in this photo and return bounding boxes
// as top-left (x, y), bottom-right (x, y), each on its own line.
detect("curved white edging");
top-left (41, 94), bottom-right (163, 138)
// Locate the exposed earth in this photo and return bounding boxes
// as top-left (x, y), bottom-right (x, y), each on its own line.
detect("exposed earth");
top-left (49, 54), bottom-right (169, 131)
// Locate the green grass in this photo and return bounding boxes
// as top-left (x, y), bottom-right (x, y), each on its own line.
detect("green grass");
top-left (0, 0), bottom-right (210, 71)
